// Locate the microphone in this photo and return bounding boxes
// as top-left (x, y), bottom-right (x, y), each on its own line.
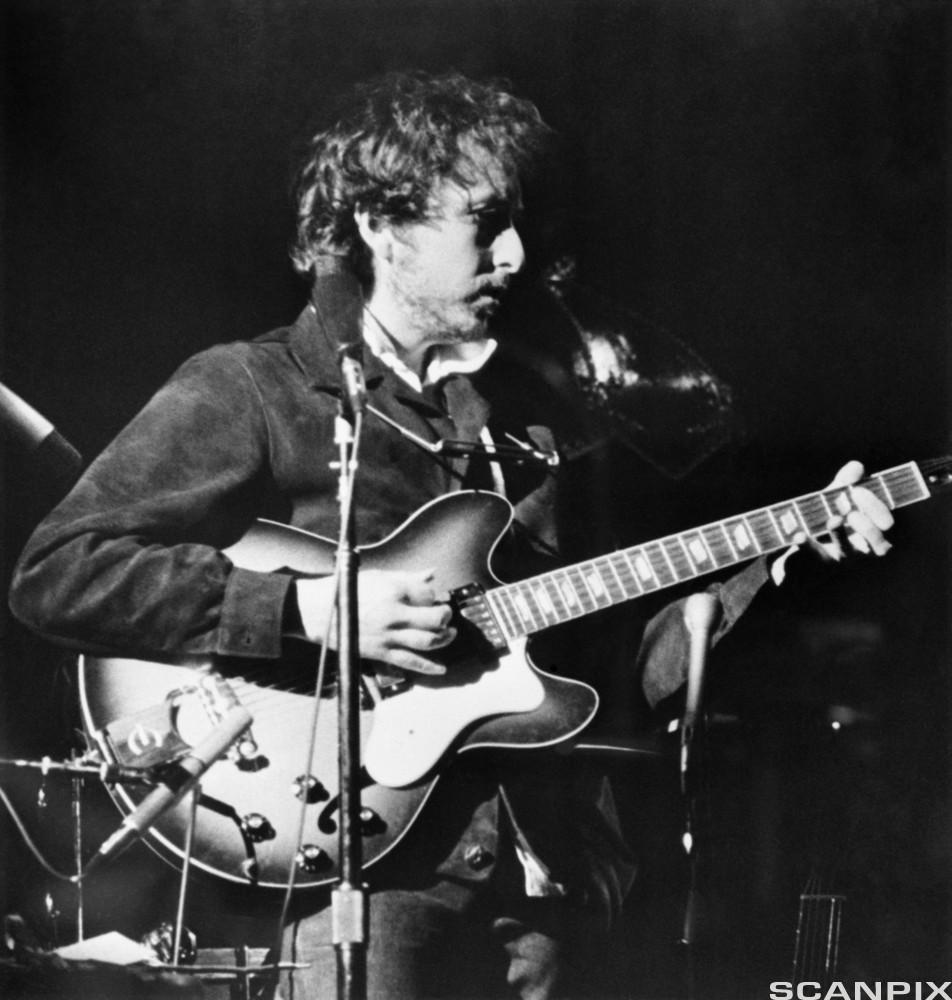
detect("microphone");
top-left (0, 381), bottom-right (83, 488)
top-left (83, 704), bottom-right (252, 876)
top-left (682, 592), bottom-right (720, 726)
top-left (338, 343), bottom-right (367, 419)
top-left (680, 592), bottom-right (720, 779)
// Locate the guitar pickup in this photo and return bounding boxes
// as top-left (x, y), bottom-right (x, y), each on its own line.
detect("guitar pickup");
top-left (450, 583), bottom-right (509, 655)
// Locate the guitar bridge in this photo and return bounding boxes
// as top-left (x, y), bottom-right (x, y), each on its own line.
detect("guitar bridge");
top-left (97, 672), bottom-right (258, 772)
top-left (450, 583), bottom-right (509, 655)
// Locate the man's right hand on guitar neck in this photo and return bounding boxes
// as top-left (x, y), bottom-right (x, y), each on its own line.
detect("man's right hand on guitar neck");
top-left (295, 570), bottom-right (456, 676)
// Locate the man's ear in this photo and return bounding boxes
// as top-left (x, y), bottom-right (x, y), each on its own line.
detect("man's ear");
top-left (354, 209), bottom-right (394, 263)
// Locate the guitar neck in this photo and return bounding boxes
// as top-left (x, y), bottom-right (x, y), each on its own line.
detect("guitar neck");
top-left (487, 461), bottom-right (937, 639)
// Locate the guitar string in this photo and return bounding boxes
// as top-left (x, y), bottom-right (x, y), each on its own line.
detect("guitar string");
top-left (217, 467), bottom-right (920, 727)
top-left (493, 468), bottom-right (917, 639)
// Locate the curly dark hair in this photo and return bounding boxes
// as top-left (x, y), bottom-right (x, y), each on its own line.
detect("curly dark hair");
top-left (291, 70), bottom-right (552, 283)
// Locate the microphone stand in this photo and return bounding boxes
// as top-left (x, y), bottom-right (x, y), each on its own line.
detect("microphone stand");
top-left (678, 592), bottom-right (720, 1000)
top-left (0, 755), bottom-right (158, 786)
top-left (333, 356), bottom-right (367, 1000)
top-left (172, 782), bottom-right (201, 968)
top-left (70, 753), bottom-right (85, 942)
top-left (0, 753), bottom-right (128, 945)
top-left (329, 356), bottom-right (554, 1000)
top-left (0, 753), bottom-right (169, 947)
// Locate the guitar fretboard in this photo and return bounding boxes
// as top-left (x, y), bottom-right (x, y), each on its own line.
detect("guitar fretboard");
top-left (487, 462), bottom-right (930, 640)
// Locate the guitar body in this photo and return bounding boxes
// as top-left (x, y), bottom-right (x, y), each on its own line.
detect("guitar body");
top-left (78, 458), bottom-right (946, 889)
top-left (80, 492), bottom-right (599, 889)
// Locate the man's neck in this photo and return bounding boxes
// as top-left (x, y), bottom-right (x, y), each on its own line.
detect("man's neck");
top-left (362, 301), bottom-right (432, 379)
top-left (363, 307), bottom-right (495, 394)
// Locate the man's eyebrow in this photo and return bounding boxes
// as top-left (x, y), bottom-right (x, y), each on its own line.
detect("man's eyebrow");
top-left (465, 196), bottom-right (510, 215)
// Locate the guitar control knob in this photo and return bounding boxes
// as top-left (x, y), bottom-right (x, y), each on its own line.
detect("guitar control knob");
top-left (359, 807), bottom-right (383, 836)
top-left (240, 813), bottom-right (275, 843)
top-left (235, 733), bottom-right (260, 760)
top-left (296, 844), bottom-right (331, 874)
top-left (292, 774), bottom-right (328, 803)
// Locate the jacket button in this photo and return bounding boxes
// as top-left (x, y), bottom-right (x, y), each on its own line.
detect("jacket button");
top-left (464, 845), bottom-right (493, 870)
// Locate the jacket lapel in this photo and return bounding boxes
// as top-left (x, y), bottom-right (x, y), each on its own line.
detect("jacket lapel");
top-left (286, 269), bottom-right (493, 491)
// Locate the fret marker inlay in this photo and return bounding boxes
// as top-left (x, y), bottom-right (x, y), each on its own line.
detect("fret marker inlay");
top-left (634, 555), bottom-right (653, 582)
top-left (559, 581), bottom-right (578, 608)
top-left (514, 594), bottom-right (532, 626)
top-left (687, 538), bottom-right (709, 564)
top-left (534, 587), bottom-right (554, 618)
top-left (779, 509), bottom-right (799, 536)
top-left (586, 572), bottom-right (606, 598)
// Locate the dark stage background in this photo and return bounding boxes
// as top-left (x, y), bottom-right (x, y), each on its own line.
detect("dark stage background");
top-left (0, 1), bottom-right (949, 996)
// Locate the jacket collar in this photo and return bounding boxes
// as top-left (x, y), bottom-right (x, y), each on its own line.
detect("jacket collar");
top-left (285, 267), bottom-right (393, 395)
top-left (282, 265), bottom-right (494, 485)
top-left (286, 266), bottom-right (488, 424)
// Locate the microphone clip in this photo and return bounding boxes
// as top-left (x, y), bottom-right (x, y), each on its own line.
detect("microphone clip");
top-left (366, 403), bottom-right (559, 470)
top-left (338, 343), bottom-right (367, 421)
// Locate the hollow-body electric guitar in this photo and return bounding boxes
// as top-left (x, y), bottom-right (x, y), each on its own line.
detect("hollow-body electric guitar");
top-left (80, 458), bottom-right (951, 889)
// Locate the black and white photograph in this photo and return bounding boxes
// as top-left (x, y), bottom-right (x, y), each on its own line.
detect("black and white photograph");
top-left (0, 2), bottom-right (948, 997)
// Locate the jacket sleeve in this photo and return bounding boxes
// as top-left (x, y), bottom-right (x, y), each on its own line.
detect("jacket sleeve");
top-left (637, 556), bottom-right (771, 707)
top-left (8, 346), bottom-right (294, 661)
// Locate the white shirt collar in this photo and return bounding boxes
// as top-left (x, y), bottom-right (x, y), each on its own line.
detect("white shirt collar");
top-left (362, 309), bottom-right (497, 394)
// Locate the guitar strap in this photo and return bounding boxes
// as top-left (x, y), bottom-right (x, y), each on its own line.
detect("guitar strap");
top-left (430, 374), bottom-right (501, 494)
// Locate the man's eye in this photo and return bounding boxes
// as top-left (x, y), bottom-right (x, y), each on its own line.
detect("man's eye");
top-left (471, 207), bottom-right (512, 246)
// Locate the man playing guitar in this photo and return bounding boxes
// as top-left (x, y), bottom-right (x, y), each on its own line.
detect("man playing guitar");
top-left (9, 71), bottom-right (894, 999)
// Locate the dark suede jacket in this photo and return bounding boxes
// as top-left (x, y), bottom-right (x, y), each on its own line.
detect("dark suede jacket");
top-left (8, 270), bottom-right (770, 918)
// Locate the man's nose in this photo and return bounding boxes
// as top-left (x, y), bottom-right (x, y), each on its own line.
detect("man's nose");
top-left (492, 224), bottom-right (525, 274)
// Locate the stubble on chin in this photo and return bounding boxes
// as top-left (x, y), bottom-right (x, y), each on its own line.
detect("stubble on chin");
top-left (391, 279), bottom-right (488, 345)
